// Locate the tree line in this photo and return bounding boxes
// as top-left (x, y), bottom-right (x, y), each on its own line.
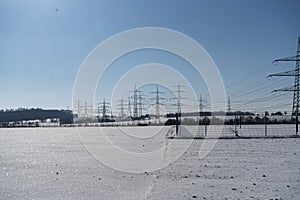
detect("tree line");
top-left (0, 108), bottom-right (73, 124)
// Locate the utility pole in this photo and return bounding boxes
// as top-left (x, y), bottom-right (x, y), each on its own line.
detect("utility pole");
top-left (268, 36), bottom-right (300, 135)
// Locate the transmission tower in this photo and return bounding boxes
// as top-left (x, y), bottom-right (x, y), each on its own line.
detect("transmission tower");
top-left (130, 85), bottom-right (145, 119)
top-left (150, 85), bottom-right (166, 120)
top-left (171, 83), bottom-right (187, 116)
top-left (97, 98), bottom-right (111, 122)
top-left (117, 97), bottom-right (127, 118)
top-left (138, 92), bottom-right (144, 117)
top-left (127, 96), bottom-right (132, 117)
top-left (75, 100), bottom-right (83, 118)
top-left (84, 101), bottom-right (88, 118)
top-left (227, 97), bottom-right (232, 113)
top-left (102, 99), bottom-right (108, 118)
top-left (198, 94), bottom-right (207, 116)
top-left (268, 36), bottom-right (300, 135)
top-left (79, 100), bottom-right (93, 122)
top-left (90, 103), bottom-right (94, 119)
top-left (133, 85), bottom-right (139, 118)
top-left (96, 103), bottom-right (101, 118)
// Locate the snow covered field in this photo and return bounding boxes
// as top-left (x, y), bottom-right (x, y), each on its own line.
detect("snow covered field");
top-left (1, 127), bottom-right (299, 199)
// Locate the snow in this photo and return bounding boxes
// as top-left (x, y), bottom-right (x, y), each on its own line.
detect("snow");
top-left (0, 127), bottom-right (299, 199)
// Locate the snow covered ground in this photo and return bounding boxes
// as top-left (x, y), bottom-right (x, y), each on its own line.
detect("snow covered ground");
top-left (0, 127), bottom-right (299, 199)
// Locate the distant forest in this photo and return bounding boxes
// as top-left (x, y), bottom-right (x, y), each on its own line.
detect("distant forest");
top-left (0, 108), bottom-right (73, 124)
top-left (166, 111), bottom-right (256, 118)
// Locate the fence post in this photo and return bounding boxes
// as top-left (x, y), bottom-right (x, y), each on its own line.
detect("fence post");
top-left (234, 115), bottom-right (237, 134)
top-left (265, 111), bottom-right (267, 136)
top-left (239, 113), bottom-right (242, 128)
top-left (296, 115), bottom-right (298, 136)
top-left (176, 113), bottom-right (179, 136)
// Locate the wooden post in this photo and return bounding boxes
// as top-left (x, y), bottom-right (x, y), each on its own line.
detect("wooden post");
top-left (234, 115), bottom-right (237, 134)
top-left (265, 111), bottom-right (267, 136)
top-left (239, 113), bottom-right (242, 128)
top-left (176, 113), bottom-right (179, 136)
top-left (296, 115), bottom-right (298, 136)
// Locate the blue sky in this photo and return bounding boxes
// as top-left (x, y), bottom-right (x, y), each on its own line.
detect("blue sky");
top-left (0, 0), bottom-right (299, 114)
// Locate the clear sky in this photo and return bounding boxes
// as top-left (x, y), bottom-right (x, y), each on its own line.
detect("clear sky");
top-left (1, 0), bottom-right (300, 114)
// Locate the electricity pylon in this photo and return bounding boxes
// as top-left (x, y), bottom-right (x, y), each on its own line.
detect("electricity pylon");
top-left (130, 85), bottom-right (145, 119)
top-left (83, 100), bottom-right (93, 119)
top-left (117, 97), bottom-right (127, 118)
top-left (127, 96), bottom-right (132, 117)
top-left (171, 83), bottom-right (187, 117)
top-left (227, 97), bottom-right (231, 113)
top-left (75, 100), bottom-right (83, 117)
top-left (97, 98), bottom-right (111, 122)
top-left (198, 94), bottom-right (208, 114)
top-left (268, 36), bottom-right (300, 135)
top-left (150, 85), bottom-right (166, 121)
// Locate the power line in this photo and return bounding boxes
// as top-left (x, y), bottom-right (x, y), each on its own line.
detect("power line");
top-left (229, 76), bottom-right (291, 99)
top-left (202, 62), bottom-right (274, 100)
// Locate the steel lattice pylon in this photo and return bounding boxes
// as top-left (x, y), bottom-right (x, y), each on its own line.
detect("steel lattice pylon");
top-left (269, 36), bottom-right (300, 135)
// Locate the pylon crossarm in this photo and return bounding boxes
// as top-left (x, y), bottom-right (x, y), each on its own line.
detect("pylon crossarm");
top-left (273, 55), bottom-right (300, 63)
top-left (272, 86), bottom-right (296, 93)
top-left (268, 69), bottom-right (299, 77)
